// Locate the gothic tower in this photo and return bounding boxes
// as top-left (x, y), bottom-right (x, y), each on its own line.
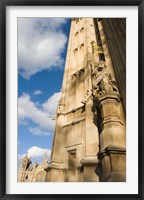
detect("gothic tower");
top-left (47, 18), bottom-right (126, 182)
top-left (18, 153), bottom-right (49, 182)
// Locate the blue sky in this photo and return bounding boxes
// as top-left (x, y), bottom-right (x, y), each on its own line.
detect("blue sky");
top-left (18, 18), bottom-right (71, 166)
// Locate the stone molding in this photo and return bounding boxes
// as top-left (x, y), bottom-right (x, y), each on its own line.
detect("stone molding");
top-left (97, 93), bottom-right (120, 104)
top-left (80, 156), bottom-right (98, 165)
top-left (63, 118), bottom-right (85, 127)
top-left (46, 161), bottom-right (65, 170)
top-left (97, 145), bottom-right (126, 160)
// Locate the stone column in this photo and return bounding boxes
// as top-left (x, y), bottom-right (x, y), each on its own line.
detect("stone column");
top-left (97, 94), bottom-right (126, 182)
top-left (80, 97), bottom-right (100, 182)
top-left (91, 60), bottom-right (126, 182)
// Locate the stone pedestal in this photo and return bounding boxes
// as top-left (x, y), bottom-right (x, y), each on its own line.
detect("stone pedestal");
top-left (81, 156), bottom-right (100, 182)
top-left (97, 94), bottom-right (126, 182)
top-left (46, 161), bottom-right (65, 182)
top-left (98, 145), bottom-right (126, 182)
top-left (98, 94), bottom-right (126, 149)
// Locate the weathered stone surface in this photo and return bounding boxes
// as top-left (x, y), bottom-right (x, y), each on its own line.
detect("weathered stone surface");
top-left (98, 145), bottom-right (126, 182)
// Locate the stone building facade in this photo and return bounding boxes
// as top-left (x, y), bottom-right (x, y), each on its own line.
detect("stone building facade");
top-left (18, 154), bottom-right (49, 182)
top-left (18, 18), bottom-right (126, 182)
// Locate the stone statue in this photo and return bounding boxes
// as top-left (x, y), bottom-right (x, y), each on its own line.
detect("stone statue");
top-left (92, 61), bottom-right (119, 97)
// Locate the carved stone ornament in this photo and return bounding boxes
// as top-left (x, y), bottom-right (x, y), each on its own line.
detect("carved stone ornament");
top-left (55, 100), bottom-right (65, 118)
top-left (92, 61), bottom-right (119, 97)
top-left (57, 103), bottom-right (61, 115)
top-left (71, 67), bottom-right (85, 80)
top-left (81, 90), bottom-right (92, 104)
top-left (92, 61), bottom-right (106, 78)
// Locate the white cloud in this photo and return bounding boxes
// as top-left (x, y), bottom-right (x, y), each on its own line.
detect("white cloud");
top-left (18, 93), bottom-right (54, 131)
top-left (18, 118), bottom-right (28, 125)
top-left (33, 90), bottom-right (42, 96)
top-left (18, 153), bottom-right (26, 166)
top-left (43, 92), bottom-right (61, 116)
top-left (18, 18), bottom-right (67, 79)
top-left (27, 146), bottom-right (51, 159)
top-left (29, 126), bottom-right (52, 136)
top-left (18, 92), bottom-right (61, 135)
top-left (18, 146), bottom-right (51, 166)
